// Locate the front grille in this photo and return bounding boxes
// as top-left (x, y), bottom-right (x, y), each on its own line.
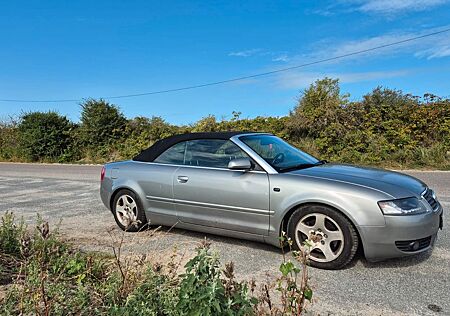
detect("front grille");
top-left (395, 236), bottom-right (432, 252)
top-left (422, 188), bottom-right (439, 211)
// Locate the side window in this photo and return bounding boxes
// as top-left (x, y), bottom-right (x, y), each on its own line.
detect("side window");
top-left (154, 142), bottom-right (186, 165)
top-left (185, 139), bottom-right (249, 168)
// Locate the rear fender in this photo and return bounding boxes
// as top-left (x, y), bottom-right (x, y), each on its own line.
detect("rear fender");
top-left (110, 178), bottom-right (149, 211)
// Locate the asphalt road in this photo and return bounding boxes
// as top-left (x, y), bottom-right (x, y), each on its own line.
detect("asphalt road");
top-left (0, 162), bottom-right (449, 315)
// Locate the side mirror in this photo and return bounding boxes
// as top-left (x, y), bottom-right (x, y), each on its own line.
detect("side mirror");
top-left (228, 158), bottom-right (252, 171)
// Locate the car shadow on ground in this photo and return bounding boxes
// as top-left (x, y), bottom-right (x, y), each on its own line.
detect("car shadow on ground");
top-left (156, 226), bottom-right (281, 253)
top-left (358, 250), bottom-right (433, 268)
top-left (345, 243), bottom-right (433, 269)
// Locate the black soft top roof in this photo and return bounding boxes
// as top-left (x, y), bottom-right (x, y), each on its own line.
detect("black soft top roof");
top-left (133, 131), bottom-right (259, 162)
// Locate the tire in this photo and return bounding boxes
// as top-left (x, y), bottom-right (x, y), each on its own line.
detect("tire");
top-left (112, 189), bottom-right (148, 232)
top-left (287, 204), bottom-right (359, 269)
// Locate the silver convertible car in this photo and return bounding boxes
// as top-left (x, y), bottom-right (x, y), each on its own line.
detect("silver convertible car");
top-left (100, 132), bottom-right (443, 269)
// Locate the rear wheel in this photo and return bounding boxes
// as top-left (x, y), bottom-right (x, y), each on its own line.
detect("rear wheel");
top-left (287, 204), bottom-right (358, 269)
top-left (112, 189), bottom-right (148, 232)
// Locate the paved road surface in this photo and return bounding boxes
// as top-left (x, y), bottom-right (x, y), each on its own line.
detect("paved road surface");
top-left (0, 162), bottom-right (449, 315)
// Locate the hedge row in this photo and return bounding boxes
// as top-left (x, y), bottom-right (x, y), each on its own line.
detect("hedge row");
top-left (0, 78), bottom-right (449, 169)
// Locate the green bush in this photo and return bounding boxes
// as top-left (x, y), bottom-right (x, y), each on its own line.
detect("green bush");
top-left (0, 213), bottom-right (317, 315)
top-left (0, 213), bottom-right (259, 315)
top-left (79, 99), bottom-right (127, 159)
top-left (0, 119), bottom-right (20, 161)
top-left (118, 116), bottom-right (181, 159)
top-left (191, 112), bottom-right (289, 139)
top-left (191, 114), bottom-right (219, 132)
top-left (0, 212), bottom-right (25, 256)
top-left (286, 78), bottom-right (450, 168)
top-left (17, 111), bottom-right (76, 162)
top-left (287, 77), bottom-right (348, 138)
top-left (177, 245), bottom-right (255, 315)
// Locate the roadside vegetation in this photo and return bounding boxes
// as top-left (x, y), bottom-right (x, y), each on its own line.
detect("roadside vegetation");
top-left (0, 212), bottom-right (318, 315)
top-left (0, 78), bottom-right (449, 169)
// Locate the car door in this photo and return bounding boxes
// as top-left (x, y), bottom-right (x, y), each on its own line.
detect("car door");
top-left (139, 142), bottom-right (186, 220)
top-left (173, 139), bottom-right (270, 236)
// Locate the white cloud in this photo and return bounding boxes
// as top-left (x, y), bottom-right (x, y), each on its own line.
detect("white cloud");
top-left (276, 69), bottom-right (411, 89)
top-left (228, 49), bottom-right (262, 57)
top-left (272, 55), bottom-right (290, 62)
top-left (356, 0), bottom-right (448, 14)
top-left (228, 49), bottom-right (291, 62)
top-left (288, 27), bottom-right (450, 64)
top-left (416, 45), bottom-right (450, 59)
top-left (312, 0), bottom-right (449, 16)
top-left (328, 33), bottom-right (414, 57)
top-left (265, 27), bottom-right (450, 90)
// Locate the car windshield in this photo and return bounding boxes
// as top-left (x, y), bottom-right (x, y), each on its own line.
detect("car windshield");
top-left (239, 134), bottom-right (321, 172)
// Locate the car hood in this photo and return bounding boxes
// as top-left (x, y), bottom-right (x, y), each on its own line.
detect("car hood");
top-left (287, 163), bottom-right (427, 198)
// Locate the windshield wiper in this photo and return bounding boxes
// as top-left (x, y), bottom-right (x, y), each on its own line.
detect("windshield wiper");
top-left (278, 160), bottom-right (327, 173)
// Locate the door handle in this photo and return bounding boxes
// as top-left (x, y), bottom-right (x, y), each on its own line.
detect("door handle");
top-left (177, 175), bottom-right (189, 183)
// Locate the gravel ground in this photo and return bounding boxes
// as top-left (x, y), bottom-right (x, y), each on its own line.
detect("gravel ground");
top-left (0, 162), bottom-right (449, 315)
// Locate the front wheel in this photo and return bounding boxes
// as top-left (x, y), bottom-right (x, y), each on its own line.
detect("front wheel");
top-left (287, 204), bottom-right (359, 269)
top-left (112, 189), bottom-right (148, 232)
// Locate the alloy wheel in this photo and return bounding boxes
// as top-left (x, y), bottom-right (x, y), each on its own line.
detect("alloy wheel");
top-left (115, 194), bottom-right (138, 228)
top-left (295, 212), bottom-right (345, 262)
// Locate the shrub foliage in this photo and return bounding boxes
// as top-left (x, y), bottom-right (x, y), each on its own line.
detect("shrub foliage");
top-left (79, 99), bottom-right (127, 159)
top-left (0, 118), bottom-right (20, 161)
top-left (17, 111), bottom-right (75, 162)
top-left (288, 79), bottom-right (449, 167)
top-left (0, 213), bottom-right (313, 315)
top-left (0, 79), bottom-right (449, 168)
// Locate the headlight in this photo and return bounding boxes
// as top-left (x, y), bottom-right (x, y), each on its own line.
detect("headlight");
top-left (378, 197), bottom-right (428, 215)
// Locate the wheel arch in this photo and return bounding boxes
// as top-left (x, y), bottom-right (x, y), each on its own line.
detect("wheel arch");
top-left (280, 201), bottom-right (364, 253)
top-left (109, 185), bottom-right (142, 212)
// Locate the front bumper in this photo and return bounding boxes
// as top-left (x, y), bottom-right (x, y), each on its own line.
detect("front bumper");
top-left (359, 203), bottom-right (443, 261)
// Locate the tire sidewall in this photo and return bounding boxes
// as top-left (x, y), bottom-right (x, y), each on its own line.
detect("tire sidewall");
top-left (287, 204), bottom-right (358, 269)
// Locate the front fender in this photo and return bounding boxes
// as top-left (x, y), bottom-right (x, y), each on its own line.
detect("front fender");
top-left (269, 174), bottom-right (390, 237)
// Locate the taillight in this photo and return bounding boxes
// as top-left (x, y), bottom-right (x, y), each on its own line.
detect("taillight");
top-left (100, 166), bottom-right (106, 181)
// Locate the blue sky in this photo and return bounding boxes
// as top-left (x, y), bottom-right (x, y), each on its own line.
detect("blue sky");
top-left (0, 0), bottom-right (449, 124)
